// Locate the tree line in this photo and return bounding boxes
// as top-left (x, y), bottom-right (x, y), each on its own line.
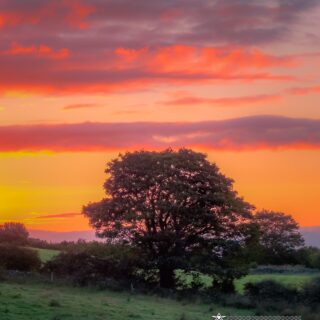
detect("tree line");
top-left (1, 149), bottom-right (320, 291)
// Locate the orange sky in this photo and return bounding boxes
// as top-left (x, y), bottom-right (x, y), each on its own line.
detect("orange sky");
top-left (1, 0), bottom-right (320, 231)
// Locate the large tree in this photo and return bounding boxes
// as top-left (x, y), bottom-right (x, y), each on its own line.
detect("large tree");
top-left (83, 149), bottom-right (253, 288)
top-left (254, 210), bottom-right (304, 264)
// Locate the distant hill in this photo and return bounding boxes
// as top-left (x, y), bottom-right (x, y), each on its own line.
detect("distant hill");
top-left (301, 226), bottom-right (320, 248)
top-left (29, 227), bottom-right (320, 247)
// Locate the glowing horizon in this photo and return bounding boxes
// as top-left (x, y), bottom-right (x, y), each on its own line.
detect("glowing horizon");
top-left (1, 0), bottom-right (320, 231)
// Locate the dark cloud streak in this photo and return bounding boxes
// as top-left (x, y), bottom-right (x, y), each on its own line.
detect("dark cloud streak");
top-left (1, 116), bottom-right (319, 152)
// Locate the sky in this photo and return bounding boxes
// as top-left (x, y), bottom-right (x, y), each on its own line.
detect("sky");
top-left (1, 0), bottom-right (320, 232)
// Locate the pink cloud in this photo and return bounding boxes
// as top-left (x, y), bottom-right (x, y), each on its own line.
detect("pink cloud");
top-left (287, 85), bottom-right (320, 95)
top-left (162, 93), bottom-right (282, 106)
top-left (1, 0), bottom-right (315, 95)
top-left (115, 45), bottom-right (297, 73)
top-left (0, 44), bottom-right (296, 95)
top-left (1, 42), bottom-right (70, 60)
top-left (0, 116), bottom-right (319, 152)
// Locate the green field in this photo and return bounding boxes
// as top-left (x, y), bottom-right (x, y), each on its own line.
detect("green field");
top-left (1, 266), bottom-right (319, 320)
top-left (5, 247), bottom-right (316, 319)
top-left (27, 247), bottom-right (60, 263)
top-left (0, 280), bottom-right (253, 320)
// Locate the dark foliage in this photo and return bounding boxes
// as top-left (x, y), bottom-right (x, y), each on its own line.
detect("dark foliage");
top-left (244, 280), bottom-right (298, 305)
top-left (242, 278), bottom-right (320, 317)
top-left (83, 149), bottom-right (253, 288)
top-left (43, 244), bottom-right (143, 287)
top-left (295, 246), bottom-right (320, 269)
top-left (28, 238), bottom-right (104, 251)
top-left (253, 210), bottom-right (304, 265)
top-left (28, 237), bottom-right (54, 249)
top-left (301, 277), bottom-right (320, 307)
top-left (0, 222), bottom-right (29, 245)
top-left (0, 244), bottom-right (41, 271)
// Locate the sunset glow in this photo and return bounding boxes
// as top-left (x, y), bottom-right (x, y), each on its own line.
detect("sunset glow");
top-left (1, 0), bottom-right (320, 231)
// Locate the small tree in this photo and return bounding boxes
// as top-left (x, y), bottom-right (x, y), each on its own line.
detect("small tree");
top-left (254, 210), bottom-right (304, 264)
top-left (83, 149), bottom-right (253, 289)
top-left (296, 246), bottom-right (320, 269)
top-left (0, 222), bottom-right (29, 245)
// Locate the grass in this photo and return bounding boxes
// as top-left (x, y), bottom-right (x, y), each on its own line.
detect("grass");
top-left (5, 247), bottom-right (318, 318)
top-left (26, 247), bottom-right (60, 263)
top-left (1, 267), bottom-right (319, 319)
top-left (0, 280), bottom-right (254, 320)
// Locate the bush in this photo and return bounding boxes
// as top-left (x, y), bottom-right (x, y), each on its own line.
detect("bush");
top-left (43, 244), bottom-right (143, 287)
top-left (301, 277), bottom-right (320, 307)
top-left (0, 244), bottom-right (41, 271)
top-left (242, 280), bottom-right (320, 313)
top-left (213, 278), bottom-right (320, 317)
top-left (244, 280), bottom-right (298, 304)
top-left (296, 247), bottom-right (320, 269)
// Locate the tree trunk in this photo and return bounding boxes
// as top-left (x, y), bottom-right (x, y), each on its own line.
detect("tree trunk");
top-left (159, 266), bottom-right (175, 289)
top-left (219, 278), bottom-right (235, 293)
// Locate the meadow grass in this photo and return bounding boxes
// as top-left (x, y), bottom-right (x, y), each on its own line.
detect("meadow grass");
top-left (1, 259), bottom-right (319, 320)
top-left (26, 247), bottom-right (60, 263)
top-left (0, 280), bottom-right (253, 320)
top-left (8, 247), bottom-right (317, 319)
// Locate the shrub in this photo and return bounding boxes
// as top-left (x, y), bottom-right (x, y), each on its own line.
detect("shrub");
top-left (244, 280), bottom-right (298, 304)
top-left (301, 277), bottom-right (320, 307)
top-left (0, 244), bottom-right (41, 271)
top-left (43, 244), bottom-right (143, 286)
top-left (212, 278), bottom-right (320, 317)
top-left (44, 251), bottom-right (102, 286)
top-left (296, 247), bottom-right (320, 269)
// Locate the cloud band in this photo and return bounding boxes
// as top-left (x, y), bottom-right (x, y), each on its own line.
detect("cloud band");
top-left (1, 115), bottom-right (319, 152)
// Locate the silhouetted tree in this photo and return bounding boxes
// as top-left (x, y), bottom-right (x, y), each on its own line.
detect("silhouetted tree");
top-left (296, 246), bottom-right (320, 269)
top-left (0, 222), bottom-right (29, 245)
top-left (83, 149), bottom-right (253, 289)
top-left (254, 210), bottom-right (304, 264)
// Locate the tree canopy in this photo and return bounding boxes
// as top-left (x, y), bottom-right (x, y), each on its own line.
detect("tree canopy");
top-left (0, 222), bottom-right (29, 245)
top-left (83, 149), bottom-right (253, 289)
top-left (254, 210), bottom-right (304, 264)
